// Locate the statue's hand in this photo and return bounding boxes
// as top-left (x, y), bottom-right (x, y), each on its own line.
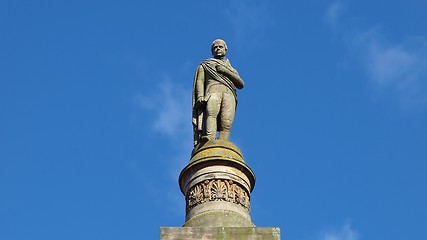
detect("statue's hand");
top-left (195, 96), bottom-right (206, 108)
top-left (215, 64), bottom-right (227, 73)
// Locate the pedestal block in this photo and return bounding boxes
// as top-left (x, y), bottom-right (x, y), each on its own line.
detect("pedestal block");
top-left (160, 227), bottom-right (281, 240)
top-left (179, 140), bottom-right (256, 227)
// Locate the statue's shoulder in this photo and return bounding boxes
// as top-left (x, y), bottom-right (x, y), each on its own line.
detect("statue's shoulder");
top-left (203, 58), bottom-right (221, 64)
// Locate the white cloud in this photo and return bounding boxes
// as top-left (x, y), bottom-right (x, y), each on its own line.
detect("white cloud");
top-left (134, 77), bottom-right (192, 193)
top-left (132, 77), bottom-right (192, 215)
top-left (133, 77), bottom-right (193, 178)
top-left (324, 0), bottom-right (347, 29)
top-left (320, 221), bottom-right (359, 240)
top-left (324, 1), bottom-right (427, 109)
top-left (223, 0), bottom-right (273, 48)
top-left (135, 78), bottom-right (191, 140)
top-left (353, 30), bottom-right (427, 108)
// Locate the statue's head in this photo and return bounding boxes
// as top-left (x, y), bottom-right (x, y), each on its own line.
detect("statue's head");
top-left (211, 39), bottom-right (228, 58)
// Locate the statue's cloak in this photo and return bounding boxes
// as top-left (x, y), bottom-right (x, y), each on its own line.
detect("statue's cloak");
top-left (192, 58), bottom-right (238, 146)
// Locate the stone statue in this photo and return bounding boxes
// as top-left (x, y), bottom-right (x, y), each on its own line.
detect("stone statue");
top-left (192, 39), bottom-right (244, 146)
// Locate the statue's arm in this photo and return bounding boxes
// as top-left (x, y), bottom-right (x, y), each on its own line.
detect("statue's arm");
top-left (216, 65), bottom-right (244, 89)
top-left (195, 65), bottom-right (206, 105)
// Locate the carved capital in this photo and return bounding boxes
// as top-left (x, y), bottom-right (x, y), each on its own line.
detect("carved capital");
top-left (186, 179), bottom-right (250, 212)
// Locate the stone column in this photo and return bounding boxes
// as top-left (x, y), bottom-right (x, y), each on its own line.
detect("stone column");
top-left (160, 140), bottom-right (281, 239)
top-left (179, 140), bottom-right (256, 227)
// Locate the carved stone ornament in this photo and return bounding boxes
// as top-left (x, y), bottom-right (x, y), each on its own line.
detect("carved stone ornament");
top-left (186, 179), bottom-right (250, 212)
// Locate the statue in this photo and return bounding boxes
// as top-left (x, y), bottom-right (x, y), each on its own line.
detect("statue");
top-left (192, 39), bottom-right (244, 146)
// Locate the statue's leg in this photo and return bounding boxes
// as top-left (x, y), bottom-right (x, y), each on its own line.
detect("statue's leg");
top-left (205, 93), bottom-right (221, 140)
top-left (218, 93), bottom-right (236, 141)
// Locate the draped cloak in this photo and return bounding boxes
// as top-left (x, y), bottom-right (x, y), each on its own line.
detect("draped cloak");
top-left (192, 58), bottom-right (239, 146)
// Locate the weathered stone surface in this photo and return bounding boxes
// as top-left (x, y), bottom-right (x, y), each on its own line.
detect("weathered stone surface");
top-left (179, 140), bottom-right (256, 227)
top-left (161, 40), bottom-right (281, 239)
top-left (183, 210), bottom-right (254, 228)
top-left (160, 227), bottom-right (281, 240)
top-left (192, 39), bottom-right (245, 146)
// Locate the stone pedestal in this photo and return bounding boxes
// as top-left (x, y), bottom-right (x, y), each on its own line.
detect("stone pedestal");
top-left (160, 227), bottom-right (281, 240)
top-left (161, 140), bottom-right (281, 239)
top-left (179, 140), bottom-right (255, 227)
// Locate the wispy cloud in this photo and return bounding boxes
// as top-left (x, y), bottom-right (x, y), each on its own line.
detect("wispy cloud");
top-left (353, 28), bottom-right (427, 108)
top-left (223, 0), bottom-right (273, 48)
top-left (320, 221), bottom-right (359, 240)
top-left (324, 1), bottom-right (427, 109)
top-left (135, 77), bottom-right (191, 140)
top-left (362, 34), bottom-right (416, 85)
top-left (134, 76), bottom-right (193, 176)
top-left (354, 31), bottom-right (427, 107)
top-left (133, 76), bottom-right (192, 215)
top-left (324, 0), bottom-right (347, 29)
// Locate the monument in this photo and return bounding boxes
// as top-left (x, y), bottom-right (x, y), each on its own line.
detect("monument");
top-left (160, 39), bottom-right (281, 239)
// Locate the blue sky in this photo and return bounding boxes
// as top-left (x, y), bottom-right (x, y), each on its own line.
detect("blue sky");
top-left (1, 0), bottom-right (426, 239)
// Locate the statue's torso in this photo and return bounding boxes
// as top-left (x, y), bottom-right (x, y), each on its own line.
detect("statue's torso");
top-left (203, 60), bottom-right (235, 95)
top-left (206, 79), bottom-right (233, 95)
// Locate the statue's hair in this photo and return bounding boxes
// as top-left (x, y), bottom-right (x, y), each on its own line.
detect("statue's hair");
top-left (211, 39), bottom-right (228, 54)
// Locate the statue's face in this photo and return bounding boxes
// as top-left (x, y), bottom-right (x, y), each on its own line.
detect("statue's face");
top-left (212, 42), bottom-right (227, 58)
